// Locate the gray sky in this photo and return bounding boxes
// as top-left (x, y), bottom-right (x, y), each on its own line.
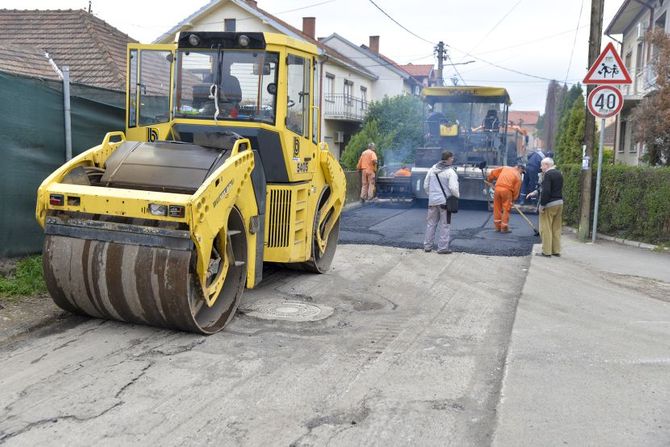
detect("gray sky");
top-left (1, 0), bottom-right (623, 112)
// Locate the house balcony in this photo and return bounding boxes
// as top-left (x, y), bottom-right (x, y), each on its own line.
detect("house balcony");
top-left (323, 94), bottom-right (368, 122)
top-left (624, 65), bottom-right (657, 99)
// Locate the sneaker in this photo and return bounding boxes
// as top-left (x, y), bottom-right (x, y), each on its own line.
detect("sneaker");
top-left (552, 253), bottom-right (561, 257)
top-left (535, 252), bottom-right (551, 257)
top-left (501, 228), bottom-right (511, 234)
top-left (437, 249), bottom-right (452, 254)
top-left (424, 247), bottom-right (432, 253)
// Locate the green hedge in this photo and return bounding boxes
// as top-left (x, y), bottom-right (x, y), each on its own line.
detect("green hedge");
top-left (561, 164), bottom-right (670, 244)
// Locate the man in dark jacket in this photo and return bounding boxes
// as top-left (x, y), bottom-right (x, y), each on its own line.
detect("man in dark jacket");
top-left (527, 157), bottom-right (563, 257)
top-left (521, 148), bottom-right (545, 203)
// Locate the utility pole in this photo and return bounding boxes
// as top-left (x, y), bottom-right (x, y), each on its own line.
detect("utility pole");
top-left (578, 0), bottom-right (604, 241)
top-left (434, 41), bottom-right (446, 86)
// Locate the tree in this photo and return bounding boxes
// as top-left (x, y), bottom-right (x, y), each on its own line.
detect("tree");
top-left (340, 95), bottom-right (424, 169)
top-left (630, 28), bottom-right (670, 166)
top-left (339, 119), bottom-right (395, 169)
top-left (555, 94), bottom-right (586, 164)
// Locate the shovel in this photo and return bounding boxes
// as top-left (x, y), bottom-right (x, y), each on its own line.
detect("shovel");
top-left (513, 204), bottom-right (540, 236)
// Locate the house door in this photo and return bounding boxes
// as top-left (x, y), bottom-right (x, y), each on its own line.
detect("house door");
top-left (125, 44), bottom-right (175, 142)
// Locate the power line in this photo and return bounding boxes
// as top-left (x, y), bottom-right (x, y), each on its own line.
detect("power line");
top-left (477, 24), bottom-right (588, 55)
top-left (564, 0), bottom-right (585, 83)
top-left (449, 44), bottom-right (556, 82)
top-left (367, 0), bottom-right (435, 45)
top-left (447, 54), bottom-right (467, 86)
top-left (274, 0), bottom-right (338, 15)
top-left (468, 0), bottom-right (523, 53)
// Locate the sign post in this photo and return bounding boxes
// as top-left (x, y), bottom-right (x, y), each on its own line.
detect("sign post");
top-left (583, 43), bottom-right (631, 243)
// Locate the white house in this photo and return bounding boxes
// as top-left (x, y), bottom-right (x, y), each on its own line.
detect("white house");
top-left (154, 0), bottom-right (379, 158)
top-left (319, 33), bottom-right (422, 101)
top-left (606, 0), bottom-right (669, 165)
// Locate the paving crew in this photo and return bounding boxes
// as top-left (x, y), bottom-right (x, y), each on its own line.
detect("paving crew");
top-left (423, 151), bottom-right (460, 254)
top-left (526, 157), bottom-right (564, 257)
top-left (394, 165), bottom-right (411, 177)
top-left (521, 147), bottom-right (545, 204)
top-left (487, 164), bottom-right (525, 233)
top-left (356, 142), bottom-right (378, 203)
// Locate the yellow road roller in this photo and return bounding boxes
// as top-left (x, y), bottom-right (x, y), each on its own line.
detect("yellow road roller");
top-left (35, 32), bottom-right (346, 334)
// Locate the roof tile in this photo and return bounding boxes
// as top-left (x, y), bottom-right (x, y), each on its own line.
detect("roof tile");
top-left (0, 9), bottom-right (135, 90)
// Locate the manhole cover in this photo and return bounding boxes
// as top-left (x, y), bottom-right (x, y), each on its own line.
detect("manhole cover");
top-left (239, 299), bottom-right (334, 322)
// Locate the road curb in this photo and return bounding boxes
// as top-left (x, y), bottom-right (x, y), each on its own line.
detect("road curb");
top-left (563, 226), bottom-right (661, 251)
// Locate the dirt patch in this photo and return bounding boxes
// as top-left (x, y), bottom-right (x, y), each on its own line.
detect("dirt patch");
top-left (0, 293), bottom-right (62, 341)
top-left (604, 273), bottom-right (670, 303)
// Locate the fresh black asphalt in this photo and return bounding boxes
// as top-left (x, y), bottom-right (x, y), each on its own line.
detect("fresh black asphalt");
top-left (340, 200), bottom-right (540, 256)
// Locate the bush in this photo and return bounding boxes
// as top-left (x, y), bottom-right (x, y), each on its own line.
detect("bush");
top-left (560, 164), bottom-right (670, 243)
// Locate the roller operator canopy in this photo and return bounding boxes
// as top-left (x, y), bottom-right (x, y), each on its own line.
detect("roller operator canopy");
top-left (422, 86), bottom-right (512, 105)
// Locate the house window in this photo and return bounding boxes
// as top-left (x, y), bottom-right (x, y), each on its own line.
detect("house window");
top-left (360, 86), bottom-right (367, 110)
top-left (325, 73), bottom-right (334, 102)
top-left (618, 120), bottom-right (626, 153)
top-left (636, 42), bottom-right (644, 74)
top-left (344, 79), bottom-right (353, 104)
top-left (224, 19), bottom-right (236, 32)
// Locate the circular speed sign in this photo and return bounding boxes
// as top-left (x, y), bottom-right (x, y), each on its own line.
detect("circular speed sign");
top-left (587, 85), bottom-right (623, 118)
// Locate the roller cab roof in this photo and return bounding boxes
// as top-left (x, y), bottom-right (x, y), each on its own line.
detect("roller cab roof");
top-left (422, 86), bottom-right (511, 105)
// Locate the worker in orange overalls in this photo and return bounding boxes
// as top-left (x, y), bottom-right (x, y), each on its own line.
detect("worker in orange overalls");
top-left (394, 165), bottom-right (411, 177)
top-left (356, 142), bottom-right (378, 202)
top-left (487, 164), bottom-right (525, 233)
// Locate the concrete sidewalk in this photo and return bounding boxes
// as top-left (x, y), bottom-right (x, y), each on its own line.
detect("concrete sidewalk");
top-left (493, 233), bottom-right (670, 446)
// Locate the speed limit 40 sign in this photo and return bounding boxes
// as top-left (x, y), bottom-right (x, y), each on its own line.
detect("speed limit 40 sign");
top-left (587, 85), bottom-right (623, 118)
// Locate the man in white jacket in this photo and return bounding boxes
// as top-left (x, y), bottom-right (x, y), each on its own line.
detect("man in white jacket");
top-left (423, 151), bottom-right (460, 254)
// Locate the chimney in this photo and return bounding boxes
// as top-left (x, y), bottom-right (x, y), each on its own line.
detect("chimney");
top-left (302, 17), bottom-right (316, 40)
top-left (369, 35), bottom-right (380, 54)
top-left (247, 0), bottom-right (257, 7)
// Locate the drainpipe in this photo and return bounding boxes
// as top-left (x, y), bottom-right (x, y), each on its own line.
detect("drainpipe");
top-left (63, 66), bottom-right (72, 161)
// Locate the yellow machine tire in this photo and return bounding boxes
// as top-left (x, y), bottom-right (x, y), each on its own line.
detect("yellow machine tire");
top-left (302, 187), bottom-right (340, 273)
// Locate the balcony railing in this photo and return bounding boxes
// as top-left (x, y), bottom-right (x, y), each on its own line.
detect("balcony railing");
top-left (323, 94), bottom-right (368, 122)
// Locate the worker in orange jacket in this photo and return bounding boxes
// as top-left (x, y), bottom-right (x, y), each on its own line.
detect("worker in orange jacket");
top-left (357, 142), bottom-right (378, 202)
top-left (487, 164), bottom-right (525, 233)
top-left (394, 165), bottom-right (411, 177)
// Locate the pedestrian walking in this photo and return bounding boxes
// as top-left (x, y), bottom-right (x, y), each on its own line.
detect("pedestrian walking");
top-left (526, 157), bottom-right (563, 257)
top-left (487, 164), bottom-right (524, 233)
top-left (423, 151), bottom-right (460, 254)
top-left (357, 142), bottom-right (378, 203)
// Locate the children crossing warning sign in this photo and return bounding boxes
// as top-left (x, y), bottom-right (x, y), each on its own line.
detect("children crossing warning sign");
top-left (583, 42), bottom-right (632, 85)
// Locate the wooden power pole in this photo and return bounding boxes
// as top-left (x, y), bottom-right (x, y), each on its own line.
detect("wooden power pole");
top-left (578, 0), bottom-right (605, 241)
top-left (435, 41), bottom-right (446, 86)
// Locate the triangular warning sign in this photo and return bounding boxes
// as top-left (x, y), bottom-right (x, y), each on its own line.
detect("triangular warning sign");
top-left (583, 42), bottom-right (632, 85)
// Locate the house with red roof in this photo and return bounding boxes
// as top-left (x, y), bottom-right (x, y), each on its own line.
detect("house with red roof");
top-left (399, 63), bottom-right (438, 87)
top-left (0, 9), bottom-right (134, 257)
top-left (508, 110), bottom-right (541, 151)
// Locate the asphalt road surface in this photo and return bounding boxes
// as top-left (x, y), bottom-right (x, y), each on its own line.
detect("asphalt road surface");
top-left (341, 200), bottom-right (540, 256)
top-left (0, 244), bottom-right (529, 446)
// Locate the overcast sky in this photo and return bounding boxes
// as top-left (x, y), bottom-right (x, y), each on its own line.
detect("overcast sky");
top-left (1, 0), bottom-right (623, 112)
